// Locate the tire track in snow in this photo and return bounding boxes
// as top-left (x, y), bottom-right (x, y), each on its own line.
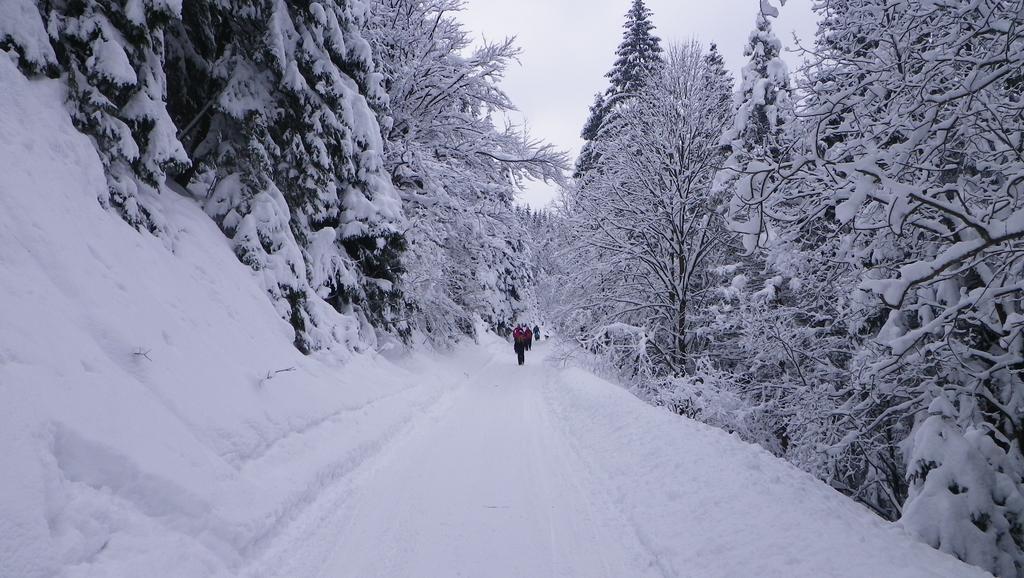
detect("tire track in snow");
top-left (238, 350), bottom-right (500, 577)
top-left (223, 380), bottom-right (439, 469)
top-left (296, 340), bottom-right (665, 578)
top-left (536, 363), bottom-right (673, 578)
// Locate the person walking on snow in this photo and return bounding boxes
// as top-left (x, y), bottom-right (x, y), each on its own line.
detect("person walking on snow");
top-left (525, 326), bottom-right (533, 351)
top-left (512, 325), bottom-right (527, 366)
top-left (533, 325), bottom-right (541, 341)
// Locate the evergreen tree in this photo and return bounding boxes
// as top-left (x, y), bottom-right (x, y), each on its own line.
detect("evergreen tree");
top-left (167, 0), bottom-right (404, 352)
top-left (9, 0), bottom-right (407, 353)
top-left (721, 8), bottom-right (794, 252)
top-left (580, 92), bottom-right (607, 142)
top-left (574, 0), bottom-right (663, 180)
top-left (573, 92), bottom-right (606, 179)
top-left (38, 0), bottom-right (190, 232)
top-left (605, 0), bottom-right (663, 102)
top-left (700, 10), bottom-right (872, 509)
top-left (701, 43), bottom-right (732, 117)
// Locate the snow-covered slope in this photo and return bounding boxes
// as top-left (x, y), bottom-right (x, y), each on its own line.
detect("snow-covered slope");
top-left (0, 53), bottom-right (462, 578)
top-left (0, 53), bottom-right (988, 578)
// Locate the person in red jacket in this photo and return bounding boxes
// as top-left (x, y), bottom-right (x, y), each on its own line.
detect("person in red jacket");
top-left (512, 325), bottom-right (527, 366)
top-left (525, 326), bottom-right (533, 351)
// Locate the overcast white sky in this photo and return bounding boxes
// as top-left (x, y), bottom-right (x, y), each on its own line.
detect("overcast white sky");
top-left (458, 0), bottom-right (819, 209)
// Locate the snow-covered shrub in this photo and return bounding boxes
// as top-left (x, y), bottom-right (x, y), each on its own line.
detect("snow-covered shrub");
top-left (904, 396), bottom-right (1024, 576)
top-left (654, 359), bottom-right (779, 448)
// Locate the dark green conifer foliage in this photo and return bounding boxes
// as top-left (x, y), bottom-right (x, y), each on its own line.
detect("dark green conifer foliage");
top-left (574, 0), bottom-right (663, 180)
top-left (605, 0), bottom-right (663, 102)
top-left (11, 0), bottom-right (407, 353)
top-left (40, 0), bottom-right (190, 232)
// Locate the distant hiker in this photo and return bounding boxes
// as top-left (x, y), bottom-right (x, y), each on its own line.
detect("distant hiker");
top-left (533, 325), bottom-right (541, 341)
top-left (525, 326), bottom-right (533, 351)
top-left (512, 325), bottom-right (527, 366)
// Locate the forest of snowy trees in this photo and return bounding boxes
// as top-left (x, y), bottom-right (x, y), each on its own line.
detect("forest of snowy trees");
top-left (2, 0), bottom-right (1023, 574)
top-left (1, 0), bottom-right (563, 352)
top-left (551, 0), bottom-right (1024, 575)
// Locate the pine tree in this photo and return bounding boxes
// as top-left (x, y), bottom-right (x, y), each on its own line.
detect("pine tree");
top-left (605, 0), bottom-right (663, 102)
top-left (903, 395), bottom-right (1024, 577)
top-left (731, 13), bottom-right (790, 161)
top-left (580, 93), bottom-right (607, 142)
top-left (721, 8), bottom-right (794, 252)
top-left (701, 43), bottom-right (732, 117)
top-left (573, 92), bottom-right (607, 179)
top-left (163, 0), bottom-right (404, 352)
top-left (6, 0), bottom-right (405, 352)
top-left (574, 0), bottom-right (663, 180)
top-left (277, 0), bottom-right (406, 336)
top-left (700, 9), bottom-right (868, 499)
top-left (38, 0), bottom-right (190, 232)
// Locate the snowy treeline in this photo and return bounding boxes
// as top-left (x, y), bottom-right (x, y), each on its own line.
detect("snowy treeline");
top-left (2, 0), bottom-right (561, 351)
top-left (366, 0), bottom-right (565, 343)
top-left (552, 0), bottom-right (1024, 574)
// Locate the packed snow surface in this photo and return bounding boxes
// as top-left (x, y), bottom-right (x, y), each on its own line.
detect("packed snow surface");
top-left (0, 52), bottom-right (989, 577)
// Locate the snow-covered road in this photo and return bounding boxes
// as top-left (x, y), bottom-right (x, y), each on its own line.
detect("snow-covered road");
top-left (241, 338), bottom-right (986, 578)
top-left (238, 341), bottom-right (645, 577)
top-left (280, 343), bottom-right (657, 578)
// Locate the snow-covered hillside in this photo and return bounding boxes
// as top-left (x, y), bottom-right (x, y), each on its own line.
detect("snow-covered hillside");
top-left (0, 52), bottom-right (464, 577)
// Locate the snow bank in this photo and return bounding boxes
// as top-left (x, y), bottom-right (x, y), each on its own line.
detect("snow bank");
top-left (541, 361), bottom-right (990, 577)
top-left (0, 52), bottom-right (458, 578)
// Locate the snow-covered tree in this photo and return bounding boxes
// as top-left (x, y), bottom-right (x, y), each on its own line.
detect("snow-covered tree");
top-left (605, 0), bottom-right (664, 102)
top-left (701, 42), bottom-right (733, 120)
top-left (573, 92), bottom-right (608, 179)
top-left (574, 0), bottom-right (663, 180)
top-left (163, 0), bottom-right (404, 352)
top-left (904, 396), bottom-right (1024, 577)
top-left (559, 42), bottom-right (733, 379)
top-left (734, 0), bottom-right (1024, 571)
top-left (0, 0), bottom-right (59, 74)
top-left (721, 7), bottom-right (794, 252)
top-left (9, 0), bottom-right (409, 352)
top-left (35, 0), bottom-right (189, 231)
top-left (683, 6), bottom-right (819, 469)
